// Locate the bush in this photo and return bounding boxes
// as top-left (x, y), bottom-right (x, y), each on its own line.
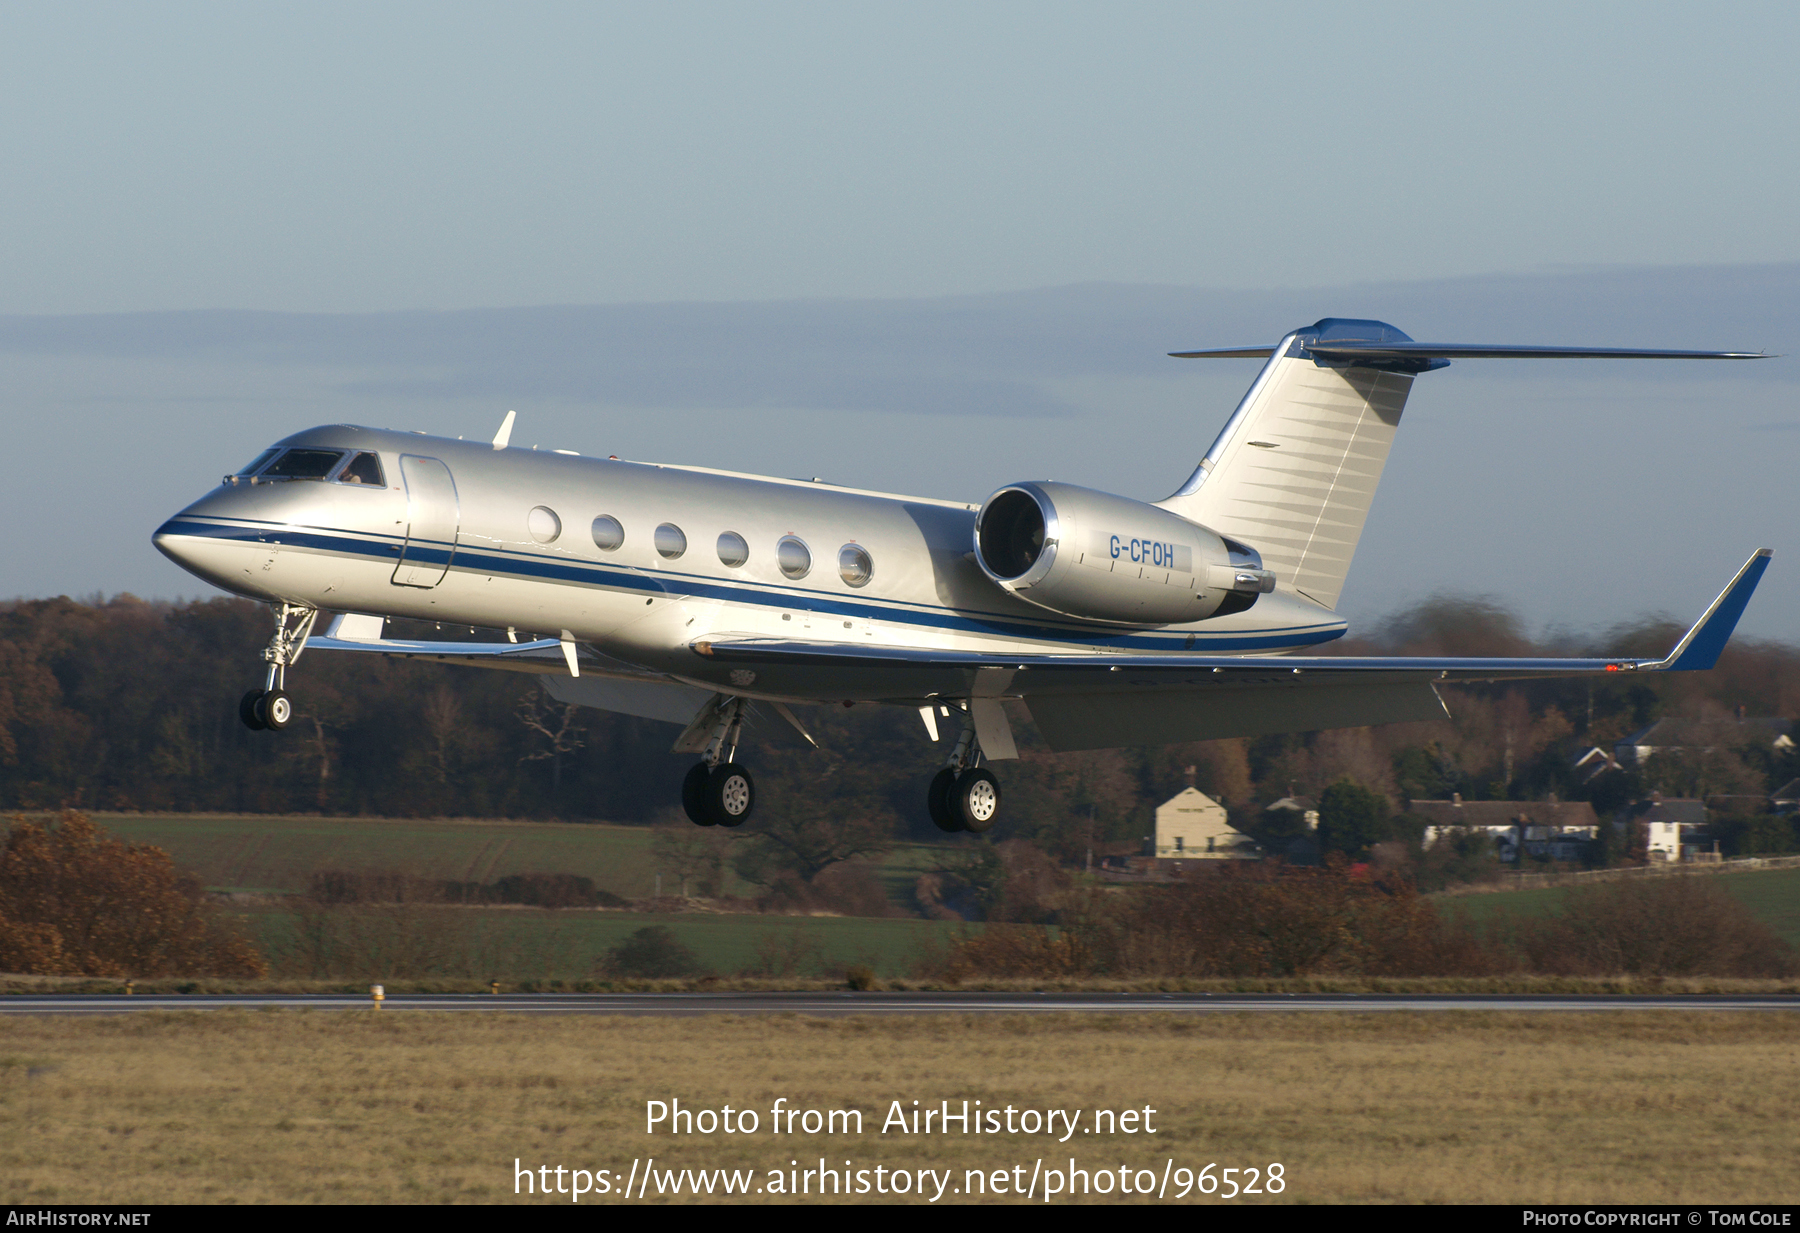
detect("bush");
top-left (927, 923), bottom-right (1093, 981)
top-left (309, 869), bottom-right (438, 905)
top-left (927, 858), bottom-right (1500, 980)
top-left (1517, 875), bottom-right (1795, 977)
top-left (1090, 859), bottom-right (1497, 978)
top-left (758, 863), bottom-right (894, 917)
top-left (489, 873), bottom-right (599, 909)
top-left (0, 812), bottom-right (266, 977)
top-left (600, 925), bottom-right (703, 979)
top-left (311, 869), bottom-right (618, 908)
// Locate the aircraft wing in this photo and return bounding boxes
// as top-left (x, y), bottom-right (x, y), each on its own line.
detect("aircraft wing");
top-left (690, 549), bottom-right (1772, 750)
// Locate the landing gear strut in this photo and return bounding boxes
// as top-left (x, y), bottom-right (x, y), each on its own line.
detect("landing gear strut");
top-left (926, 702), bottom-right (1001, 834)
top-left (681, 696), bottom-right (755, 827)
top-left (239, 603), bottom-right (317, 732)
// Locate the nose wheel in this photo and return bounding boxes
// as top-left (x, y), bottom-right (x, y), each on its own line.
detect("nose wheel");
top-left (237, 603), bottom-right (316, 732)
top-left (239, 688), bottom-right (292, 732)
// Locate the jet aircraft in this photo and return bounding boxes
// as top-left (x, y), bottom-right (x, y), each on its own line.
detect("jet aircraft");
top-left (153, 318), bottom-right (1771, 833)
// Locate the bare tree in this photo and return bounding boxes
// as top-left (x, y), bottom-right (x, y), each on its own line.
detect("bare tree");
top-left (515, 686), bottom-right (584, 791)
top-left (421, 686), bottom-right (462, 785)
top-left (649, 820), bottom-right (733, 898)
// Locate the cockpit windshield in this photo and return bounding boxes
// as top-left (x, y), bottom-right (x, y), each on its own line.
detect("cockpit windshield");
top-left (234, 448), bottom-right (281, 477)
top-left (260, 449), bottom-right (345, 480)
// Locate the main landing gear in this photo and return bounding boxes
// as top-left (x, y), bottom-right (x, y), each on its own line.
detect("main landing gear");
top-left (680, 696), bottom-right (755, 828)
top-left (239, 603), bottom-right (317, 732)
top-left (927, 703), bottom-right (1001, 834)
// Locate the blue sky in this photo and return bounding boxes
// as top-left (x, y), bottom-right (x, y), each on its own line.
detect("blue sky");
top-left (1, 3), bottom-right (1795, 641)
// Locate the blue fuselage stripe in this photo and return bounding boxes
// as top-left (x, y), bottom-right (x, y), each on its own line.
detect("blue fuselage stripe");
top-left (154, 517), bottom-right (1346, 653)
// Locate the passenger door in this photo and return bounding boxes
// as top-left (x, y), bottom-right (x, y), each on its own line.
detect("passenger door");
top-left (392, 455), bottom-right (460, 588)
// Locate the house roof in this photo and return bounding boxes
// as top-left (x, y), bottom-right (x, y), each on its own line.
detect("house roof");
top-left (1619, 717), bottom-right (1793, 750)
top-left (1406, 799), bottom-right (1600, 828)
top-left (1266, 796), bottom-right (1317, 813)
top-left (1635, 798), bottom-right (1709, 824)
top-left (1157, 786), bottom-right (1224, 811)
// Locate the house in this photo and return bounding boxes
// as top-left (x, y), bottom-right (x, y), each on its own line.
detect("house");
top-left (1407, 795), bottom-right (1600, 863)
top-left (1571, 745), bottom-right (1622, 784)
top-left (1632, 796), bottom-right (1709, 861)
top-left (1154, 787), bottom-right (1257, 860)
top-left (1615, 715), bottom-right (1793, 768)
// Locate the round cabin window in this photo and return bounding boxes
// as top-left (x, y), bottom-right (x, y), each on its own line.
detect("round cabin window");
top-left (838, 543), bottom-right (873, 588)
top-left (717, 531), bottom-right (749, 567)
top-left (527, 506), bottom-right (562, 544)
top-left (777, 535), bottom-right (811, 580)
top-left (655, 523), bottom-right (688, 560)
top-left (591, 515), bottom-right (624, 551)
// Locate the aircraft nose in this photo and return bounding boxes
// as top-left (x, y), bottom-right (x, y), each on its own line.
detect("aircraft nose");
top-left (151, 518), bottom-right (202, 572)
top-left (152, 484), bottom-right (269, 593)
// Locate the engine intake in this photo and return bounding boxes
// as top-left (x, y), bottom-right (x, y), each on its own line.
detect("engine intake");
top-left (972, 482), bottom-right (1274, 626)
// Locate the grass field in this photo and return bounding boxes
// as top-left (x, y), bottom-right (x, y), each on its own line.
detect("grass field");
top-left (243, 906), bottom-right (965, 981)
top-left (1, 1010), bottom-right (1795, 1204)
top-left (82, 812), bottom-right (959, 910)
top-left (1438, 866), bottom-right (1800, 947)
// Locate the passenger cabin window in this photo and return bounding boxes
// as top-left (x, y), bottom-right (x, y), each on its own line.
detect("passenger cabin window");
top-left (336, 452), bottom-right (385, 486)
top-left (717, 531), bottom-right (749, 568)
top-left (777, 535), bottom-right (811, 580)
top-left (838, 544), bottom-right (873, 588)
top-left (655, 523), bottom-right (687, 559)
top-left (591, 515), bottom-right (625, 551)
top-left (261, 449), bottom-right (344, 480)
top-left (527, 506), bottom-right (562, 544)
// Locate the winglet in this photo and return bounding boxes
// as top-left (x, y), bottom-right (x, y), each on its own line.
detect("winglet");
top-left (492, 410), bottom-right (516, 450)
top-left (1646, 549), bottom-right (1773, 671)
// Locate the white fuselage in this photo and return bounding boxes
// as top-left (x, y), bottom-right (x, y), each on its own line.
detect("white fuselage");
top-left (154, 424), bottom-right (1345, 705)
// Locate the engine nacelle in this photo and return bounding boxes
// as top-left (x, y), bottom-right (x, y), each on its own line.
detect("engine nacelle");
top-left (972, 481), bottom-right (1275, 626)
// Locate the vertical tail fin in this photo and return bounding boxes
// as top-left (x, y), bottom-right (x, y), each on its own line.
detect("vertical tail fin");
top-left (1158, 318), bottom-right (1428, 611)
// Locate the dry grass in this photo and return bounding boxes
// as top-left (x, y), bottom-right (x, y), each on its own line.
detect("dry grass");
top-left (1, 1011), bottom-right (1797, 1204)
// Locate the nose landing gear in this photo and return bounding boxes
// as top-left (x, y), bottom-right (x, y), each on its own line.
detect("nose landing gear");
top-left (926, 703), bottom-right (1002, 834)
top-left (238, 603), bottom-right (317, 732)
top-left (679, 696), bottom-right (755, 827)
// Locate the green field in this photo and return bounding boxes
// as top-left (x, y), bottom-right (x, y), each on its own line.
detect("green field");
top-left (89, 811), bottom-right (713, 898)
top-left (242, 904), bottom-right (964, 981)
top-left (1437, 866), bottom-right (1800, 947)
top-left (56, 813), bottom-right (969, 981)
top-left (82, 812), bottom-right (956, 910)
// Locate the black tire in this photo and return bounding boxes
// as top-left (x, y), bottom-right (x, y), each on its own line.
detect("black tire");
top-left (239, 690), bottom-right (268, 732)
top-left (258, 688), bottom-right (292, 731)
top-left (681, 763), bottom-right (714, 826)
top-left (953, 767), bottom-right (1001, 834)
top-left (707, 763), bottom-right (754, 827)
top-left (927, 768), bottom-right (964, 832)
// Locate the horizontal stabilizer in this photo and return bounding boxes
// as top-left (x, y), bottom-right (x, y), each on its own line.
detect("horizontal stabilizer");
top-left (1173, 343), bottom-right (1770, 363)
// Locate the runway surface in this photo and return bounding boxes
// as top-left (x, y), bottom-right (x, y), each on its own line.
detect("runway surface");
top-left (2, 992), bottom-right (1797, 1016)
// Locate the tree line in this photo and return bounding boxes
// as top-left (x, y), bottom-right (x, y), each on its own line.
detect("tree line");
top-left (1, 593), bottom-right (1795, 857)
